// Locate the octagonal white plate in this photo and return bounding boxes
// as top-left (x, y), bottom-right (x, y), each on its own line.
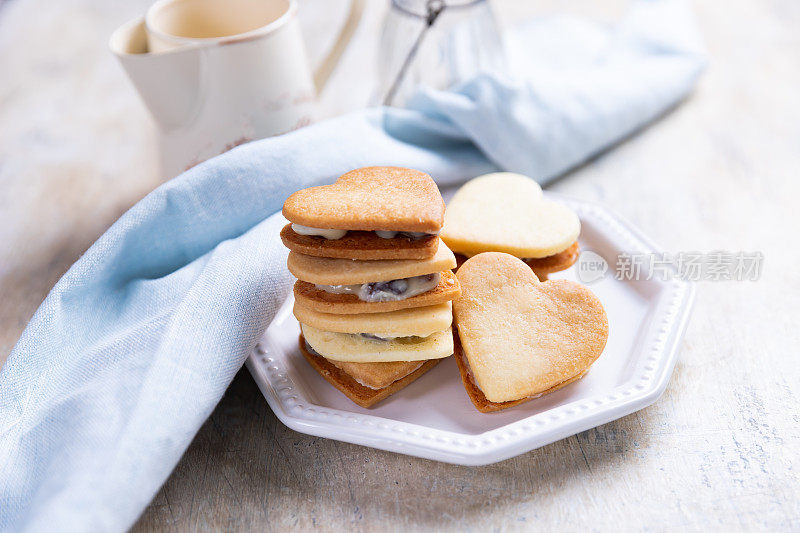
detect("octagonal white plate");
top-left (246, 195), bottom-right (694, 465)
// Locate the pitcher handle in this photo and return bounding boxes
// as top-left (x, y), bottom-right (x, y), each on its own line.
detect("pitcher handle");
top-left (313, 0), bottom-right (365, 92)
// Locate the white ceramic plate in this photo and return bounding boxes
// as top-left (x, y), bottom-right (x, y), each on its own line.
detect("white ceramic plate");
top-left (246, 195), bottom-right (695, 465)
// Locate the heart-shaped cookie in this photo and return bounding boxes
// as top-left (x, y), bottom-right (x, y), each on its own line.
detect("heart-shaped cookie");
top-left (283, 166), bottom-right (445, 233)
top-left (298, 337), bottom-right (441, 408)
top-left (441, 172), bottom-right (580, 258)
top-left (453, 252), bottom-right (608, 410)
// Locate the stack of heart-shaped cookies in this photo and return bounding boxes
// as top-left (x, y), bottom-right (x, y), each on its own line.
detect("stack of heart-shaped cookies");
top-left (281, 167), bottom-right (461, 407)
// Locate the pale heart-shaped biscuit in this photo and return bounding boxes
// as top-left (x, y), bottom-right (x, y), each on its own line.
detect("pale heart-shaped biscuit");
top-left (301, 324), bottom-right (454, 363)
top-left (293, 302), bottom-right (453, 338)
top-left (442, 172), bottom-right (580, 258)
top-left (283, 167), bottom-right (445, 233)
top-left (453, 252), bottom-right (608, 407)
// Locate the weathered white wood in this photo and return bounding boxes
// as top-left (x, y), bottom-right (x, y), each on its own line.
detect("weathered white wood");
top-left (1, 0), bottom-right (798, 530)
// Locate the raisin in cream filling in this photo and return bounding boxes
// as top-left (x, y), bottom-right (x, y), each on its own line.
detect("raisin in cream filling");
top-left (291, 223), bottom-right (437, 241)
top-left (315, 273), bottom-right (440, 302)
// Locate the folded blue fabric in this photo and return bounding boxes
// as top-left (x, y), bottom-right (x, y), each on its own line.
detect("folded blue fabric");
top-left (0, 1), bottom-right (704, 530)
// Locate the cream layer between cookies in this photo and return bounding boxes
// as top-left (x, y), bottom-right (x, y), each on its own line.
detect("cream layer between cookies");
top-left (315, 273), bottom-right (440, 303)
top-left (292, 223), bottom-right (438, 241)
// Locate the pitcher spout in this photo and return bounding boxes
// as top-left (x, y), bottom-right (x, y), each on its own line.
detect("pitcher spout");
top-left (109, 17), bottom-right (203, 131)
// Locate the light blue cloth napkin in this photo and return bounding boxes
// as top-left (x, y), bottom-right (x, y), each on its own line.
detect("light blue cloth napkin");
top-left (0, 1), bottom-right (704, 530)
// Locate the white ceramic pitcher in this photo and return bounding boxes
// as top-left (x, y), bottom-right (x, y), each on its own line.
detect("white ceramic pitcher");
top-left (110, 0), bottom-right (364, 177)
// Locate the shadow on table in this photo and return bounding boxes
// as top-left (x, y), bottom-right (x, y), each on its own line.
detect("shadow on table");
top-left (134, 367), bottom-right (653, 530)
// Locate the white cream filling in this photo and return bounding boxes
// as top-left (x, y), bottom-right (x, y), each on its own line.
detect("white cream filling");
top-left (312, 284), bottom-right (360, 295)
top-left (315, 273), bottom-right (440, 302)
top-left (291, 223), bottom-right (437, 241)
top-left (291, 224), bottom-right (347, 240)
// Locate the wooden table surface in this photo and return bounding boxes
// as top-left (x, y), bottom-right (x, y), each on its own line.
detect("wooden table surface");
top-left (1, 0), bottom-right (798, 530)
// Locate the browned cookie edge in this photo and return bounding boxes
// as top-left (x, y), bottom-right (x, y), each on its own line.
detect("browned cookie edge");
top-left (452, 328), bottom-right (588, 413)
top-left (453, 241), bottom-right (580, 281)
top-left (298, 336), bottom-right (440, 408)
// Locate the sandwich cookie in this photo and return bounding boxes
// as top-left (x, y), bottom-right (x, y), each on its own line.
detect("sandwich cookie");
top-left (282, 166), bottom-right (446, 260)
top-left (452, 332), bottom-right (588, 413)
top-left (299, 337), bottom-right (441, 408)
top-left (442, 172), bottom-right (581, 280)
top-left (287, 239), bottom-right (456, 285)
top-left (293, 271), bottom-right (460, 314)
top-left (282, 166), bottom-right (458, 408)
top-left (453, 252), bottom-right (608, 412)
top-left (290, 239), bottom-right (460, 314)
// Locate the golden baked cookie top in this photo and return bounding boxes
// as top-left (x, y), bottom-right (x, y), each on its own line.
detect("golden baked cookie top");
top-left (453, 252), bottom-right (608, 404)
top-left (283, 166), bottom-right (445, 233)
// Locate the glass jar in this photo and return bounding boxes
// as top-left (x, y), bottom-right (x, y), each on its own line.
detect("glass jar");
top-left (376, 0), bottom-right (507, 107)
